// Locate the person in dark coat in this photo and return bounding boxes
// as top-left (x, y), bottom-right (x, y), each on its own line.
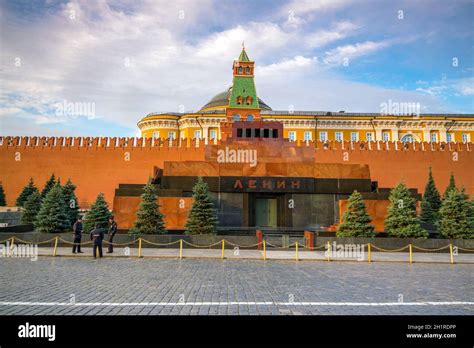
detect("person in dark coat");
top-left (72, 218), bottom-right (84, 254)
top-left (90, 223), bottom-right (105, 259)
top-left (107, 216), bottom-right (118, 253)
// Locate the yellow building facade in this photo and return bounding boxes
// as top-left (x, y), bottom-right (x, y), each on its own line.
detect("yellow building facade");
top-left (138, 51), bottom-right (474, 144)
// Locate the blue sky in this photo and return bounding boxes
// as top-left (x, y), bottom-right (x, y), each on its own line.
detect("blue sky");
top-left (0, 0), bottom-right (473, 136)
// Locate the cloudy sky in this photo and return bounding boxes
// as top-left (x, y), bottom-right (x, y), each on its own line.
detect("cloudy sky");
top-left (0, 0), bottom-right (473, 136)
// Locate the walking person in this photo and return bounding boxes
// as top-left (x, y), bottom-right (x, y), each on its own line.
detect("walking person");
top-left (107, 216), bottom-right (118, 253)
top-left (72, 218), bottom-right (84, 254)
top-left (90, 223), bottom-right (105, 259)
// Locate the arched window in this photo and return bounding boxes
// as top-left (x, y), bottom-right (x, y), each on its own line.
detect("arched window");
top-left (233, 114), bottom-right (241, 121)
top-left (238, 66), bottom-right (243, 74)
top-left (236, 96), bottom-right (242, 105)
top-left (400, 134), bottom-right (414, 143)
top-left (245, 96), bottom-right (252, 105)
top-left (246, 66), bottom-right (250, 74)
top-left (247, 114), bottom-right (254, 121)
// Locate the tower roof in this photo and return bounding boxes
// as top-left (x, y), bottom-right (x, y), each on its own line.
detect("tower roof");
top-left (238, 47), bottom-right (250, 62)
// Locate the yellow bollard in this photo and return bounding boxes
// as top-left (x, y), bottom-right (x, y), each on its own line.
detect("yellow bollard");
top-left (9, 236), bottom-right (15, 256)
top-left (138, 238), bottom-right (142, 258)
top-left (263, 240), bottom-right (266, 261)
top-left (221, 239), bottom-right (225, 259)
top-left (327, 241), bottom-right (331, 262)
top-left (368, 243), bottom-right (371, 263)
top-left (409, 244), bottom-right (413, 264)
top-left (53, 237), bottom-right (59, 257)
top-left (449, 243), bottom-right (454, 264)
top-left (295, 241), bottom-right (299, 261)
top-left (179, 239), bottom-right (183, 260)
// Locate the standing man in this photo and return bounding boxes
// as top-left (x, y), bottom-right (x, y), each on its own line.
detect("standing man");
top-left (90, 223), bottom-right (105, 259)
top-left (72, 218), bottom-right (84, 254)
top-left (107, 216), bottom-right (118, 253)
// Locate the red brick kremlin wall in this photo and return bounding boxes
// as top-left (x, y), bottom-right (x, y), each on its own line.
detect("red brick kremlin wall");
top-left (0, 136), bottom-right (206, 208)
top-left (0, 136), bottom-right (472, 211)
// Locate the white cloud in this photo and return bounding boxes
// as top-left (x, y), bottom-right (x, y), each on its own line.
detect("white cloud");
top-left (282, 0), bottom-right (354, 16)
top-left (324, 40), bottom-right (392, 64)
top-left (306, 21), bottom-right (360, 48)
top-left (257, 56), bottom-right (318, 77)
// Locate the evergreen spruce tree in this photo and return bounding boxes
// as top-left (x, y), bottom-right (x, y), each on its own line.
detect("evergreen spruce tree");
top-left (15, 178), bottom-right (38, 207)
top-left (420, 166), bottom-right (441, 227)
top-left (21, 191), bottom-right (42, 225)
top-left (83, 193), bottom-right (112, 233)
top-left (41, 174), bottom-right (56, 200)
top-left (443, 173), bottom-right (456, 198)
top-left (132, 183), bottom-right (166, 235)
top-left (385, 181), bottom-right (428, 238)
top-left (337, 190), bottom-right (375, 238)
top-left (0, 183), bottom-right (6, 206)
top-left (62, 179), bottom-right (80, 228)
top-left (438, 188), bottom-right (473, 239)
top-left (35, 185), bottom-right (70, 233)
top-left (185, 177), bottom-right (218, 235)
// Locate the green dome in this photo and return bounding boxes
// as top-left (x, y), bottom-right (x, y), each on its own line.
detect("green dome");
top-left (200, 87), bottom-right (272, 111)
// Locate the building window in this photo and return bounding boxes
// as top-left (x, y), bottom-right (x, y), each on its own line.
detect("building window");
top-left (238, 66), bottom-right (243, 74)
top-left (210, 130), bottom-right (217, 139)
top-left (401, 134), bottom-right (414, 143)
top-left (246, 67), bottom-right (250, 74)
top-left (430, 132), bottom-right (438, 143)
top-left (351, 132), bottom-right (359, 141)
top-left (462, 133), bottom-right (469, 143)
top-left (194, 130), bottom-right (201, 139)
top-left (335, 132), bottom-right (343, 142)
top-left (233, 114), bottom-right (241, 121)
top-left (304, 131), bottom-right (312, 141)
top-left (366, 132), bottom-right (373, 142)
top-left (272, 129), bottom-right (278, 138)
top-left (152, 131), bottom-right (159, 139)
top-left (319, 132), bottom-right (327, 141)
top-left (167, 132), bottom-right (175, 140)
top-left (382, 132), bottom-right (390, 142)
top-left (245, 96), bottom-right (252, 105)
top-left (446, 133), bottom-right (453, 143)
top-left (247, 114), bottom-right (254, 121)
top-left (236, 96), bottom-right (242, 105)
top-left (288, 131), bottom-right (296, 141)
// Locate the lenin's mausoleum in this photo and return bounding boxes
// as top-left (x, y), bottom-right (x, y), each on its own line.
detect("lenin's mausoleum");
top-left (1, 48), bottom-right (473, 233)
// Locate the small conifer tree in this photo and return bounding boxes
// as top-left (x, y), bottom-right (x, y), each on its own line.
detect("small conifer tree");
top-left (385, 182), bottom-right (428, 238)
top-left (185, 177), bottom-right (218, 235)
top-left (35, 185), bottom-right (70, 233)
top-left (83, 193), bottom-right (112, 233)
top-left (132, 183), bottom-right (166, 235)
top-left (337, 190), bottom-right (375, 237)
top-left (15, 178), bottom-right (38, 207)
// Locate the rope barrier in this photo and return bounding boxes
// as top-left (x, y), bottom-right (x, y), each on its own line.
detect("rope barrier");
top-left (2, 235), bottom-right (473, 265)
top-left (103, 240), bottom-right (139, 247)
top-left (412, 245), bottom-right (450, 252)
top-left (58, 238), bottom-right (93, 246)
top-left (140, 239), bottom-right (180, 247)
top-left (456, 246), bottom-right (474, 252)
top-left (224, 240), bottom-right (263, 248)
top-left (181, 240), bottom-right (223, 248)
top-left (370, 245), bottom-right (410, 252)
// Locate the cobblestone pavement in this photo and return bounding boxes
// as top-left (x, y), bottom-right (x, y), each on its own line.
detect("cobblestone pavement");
top-left (0, 258), bottom-right (472, 315)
